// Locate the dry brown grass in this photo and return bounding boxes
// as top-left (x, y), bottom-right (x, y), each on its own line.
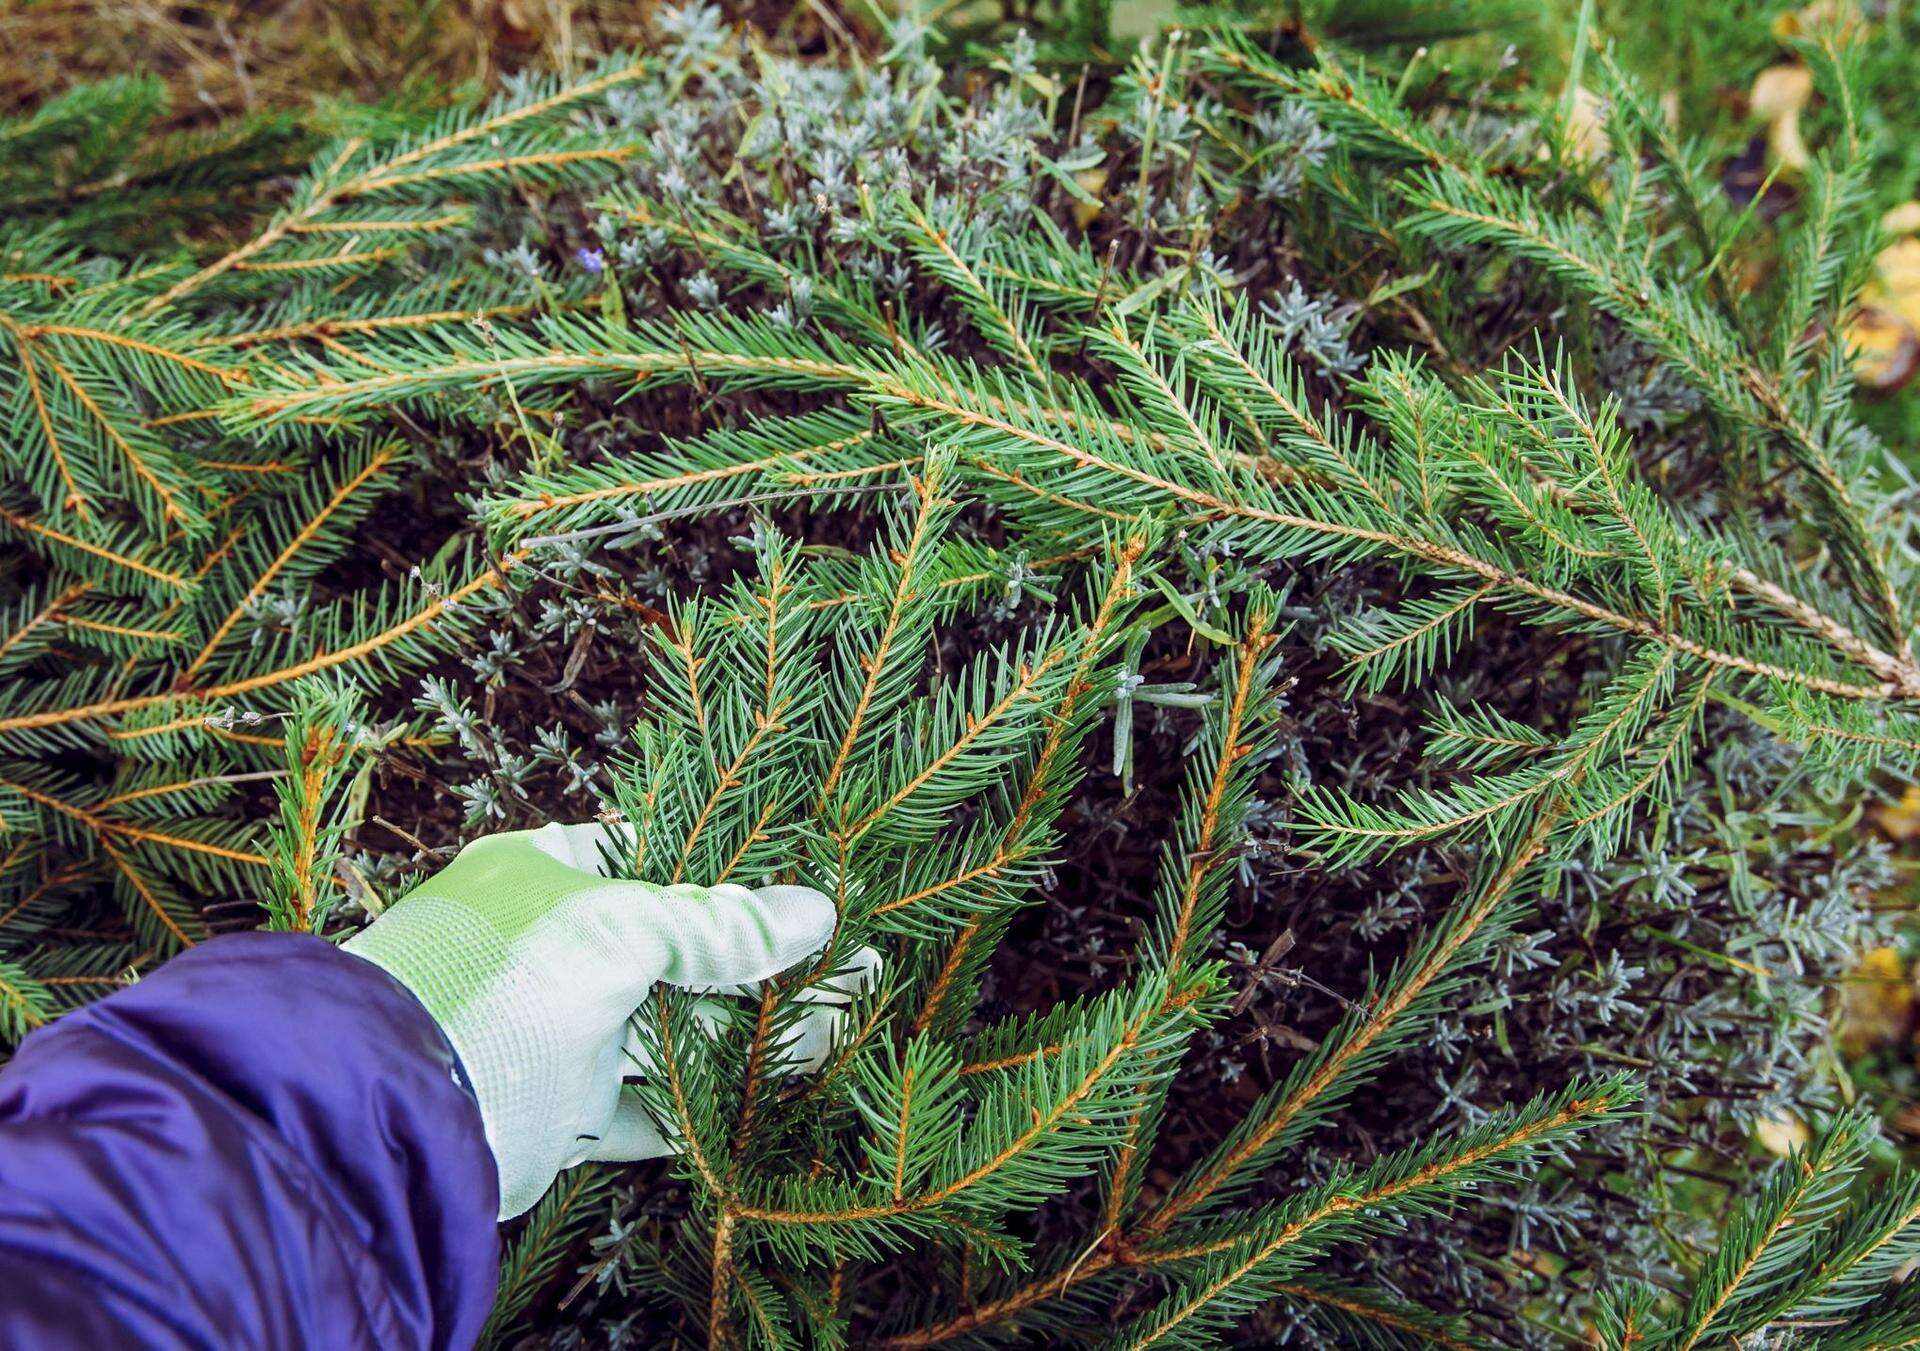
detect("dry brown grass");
top-left (0, 0), bottom-right (663, 126)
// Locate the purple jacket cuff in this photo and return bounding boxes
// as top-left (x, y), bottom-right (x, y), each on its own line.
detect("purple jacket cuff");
top-left (0, 932), bottom-right (500, 1349)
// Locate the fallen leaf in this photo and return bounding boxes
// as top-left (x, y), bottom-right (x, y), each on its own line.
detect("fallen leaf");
top-left (1839, 945), bottom-right (1914, 1054)
top-left (1874, 786), bottom-right (1920, 843)
top-left (1882, 201), bottom-right (1920, 237)
top-left (1876, 237), bottom-right (1920, 318)
top-left (1564, 87), bottom-right (1608, 163)
top-left (1750, 64), bottom-right (1813, 172)
top-left (1072, 168), bottom-right (1108, 230)
top-left (1852, 240), bottom-right (1920, 392)
top-left (1755, 1110), bottom-right (1810, 1156)
top-left (1772, 0), bottom-right (1868, 41)
top-left (1848, 307), bottom-right (1919, 391)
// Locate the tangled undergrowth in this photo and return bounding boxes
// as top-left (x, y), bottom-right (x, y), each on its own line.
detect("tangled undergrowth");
top-left (3, 2), bottom-right (1920, 1345)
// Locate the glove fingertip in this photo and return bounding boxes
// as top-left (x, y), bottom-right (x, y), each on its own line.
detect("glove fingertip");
top-left (753, 883), bottom-right (837, 955)
top-left (648, 881), bottom-right (836, 988)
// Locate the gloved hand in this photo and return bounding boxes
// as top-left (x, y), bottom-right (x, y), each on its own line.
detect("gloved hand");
top-left (343, 822), bottom-right (836, 1218)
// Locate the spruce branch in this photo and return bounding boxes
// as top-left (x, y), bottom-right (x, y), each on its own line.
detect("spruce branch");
top-left (1116, 1077), bottom-right (1637, 1350)
top-left (0, 555), bottom-right (518, 743)
top-left (143, 56), bottom-right (659, 313)
top-left (1664, 1110), bottom-right (1873, 1349)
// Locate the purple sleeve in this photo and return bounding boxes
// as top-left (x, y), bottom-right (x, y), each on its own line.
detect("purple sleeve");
top-left (0, 932), bottom-right (500, 1350)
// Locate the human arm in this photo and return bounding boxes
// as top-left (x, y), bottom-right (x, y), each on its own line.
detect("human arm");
top-left (0, 932), bottom-right (500, 1351)
top-left (0, 821), bottom-right (841, 1350)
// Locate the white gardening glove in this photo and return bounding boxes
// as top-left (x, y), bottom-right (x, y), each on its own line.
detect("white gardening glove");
top-left (344, 821), bottom-right (836, 1218)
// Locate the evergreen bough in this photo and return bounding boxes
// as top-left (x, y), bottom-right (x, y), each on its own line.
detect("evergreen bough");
top-left (582, 486), bottom-right (1639, 1346)
top-left (1, 5), bottom-right (1916, 1343)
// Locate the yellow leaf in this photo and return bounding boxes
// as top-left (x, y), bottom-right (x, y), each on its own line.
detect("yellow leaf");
top-left (1072, 168), bottom-right (1108, 231)
top-left (1881, 201), bottom-right (1920, 237)
top-left (1771, 0), bottom-right (1868, 41)
top-left (1750, 64), bottom-right (1813, 172)
top-left (1755, 1111), bottom-right (1810, 1156)
top-left (1873, 237), bottom-right (1920, 322)
top-left (1565, 87), bottom-right (1608, 163)
top-left (1852, 240), bottom-right (1920, 391)
top-left (1750, 64), bottom-right (1813, 118)
top-left (1872, 785), bottom-right (1920, 840)
top-left (1850, 306), bottom-right (1920, 392)
top-left (1839, 945), bottom-right (1914, 1055)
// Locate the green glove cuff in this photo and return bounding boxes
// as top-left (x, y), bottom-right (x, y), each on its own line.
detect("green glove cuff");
top-left (348, 835), bottom-right (631, 1026)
